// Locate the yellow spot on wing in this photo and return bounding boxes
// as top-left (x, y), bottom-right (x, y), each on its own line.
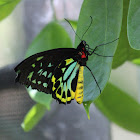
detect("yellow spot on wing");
top-left (67, 97), bottom-right (71, 101)
top-left (56, 94), bottom-right (61, 99)
top-left (52, 86), bottom-right (56, 91)
top-left (56, 87), bottom-right (62, 100)
top-left (61, 98), bottom-right (66, 103)
top-left (52, 75), bottom-right (56, 82)
top-left (37, 56), bottom-right (43, 61)
top-left (52, 75), bottom-right (56, 91)
top-left (65, 58), bottom-right (74, 65)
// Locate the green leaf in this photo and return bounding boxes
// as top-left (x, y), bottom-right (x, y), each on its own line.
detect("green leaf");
top-left (83, 101), bottom-right (92, 120)
top-left (26, 22), bottom-right (73, 57)
top-left (27, 88), bottom-right (52, 110)
top-left (21, 103), bottom-right (46, 132)
top-left (127, 0), bottom-right (140, 50)
top-left (75, 0), bottom-right (123, 102)
top-left (0, 0), bottom-right (21, 21)
top-left (95, 83), bottom-right (140, 134)
top-left (112, 0), bottom-right (140, 69)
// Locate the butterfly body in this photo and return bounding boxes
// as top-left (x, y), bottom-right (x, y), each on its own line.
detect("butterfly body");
top-left (15, 41), bottom-right (89, 104)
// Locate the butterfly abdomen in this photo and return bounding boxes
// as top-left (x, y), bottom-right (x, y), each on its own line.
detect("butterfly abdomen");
top-left (75, 66), bottom-right (84, 104)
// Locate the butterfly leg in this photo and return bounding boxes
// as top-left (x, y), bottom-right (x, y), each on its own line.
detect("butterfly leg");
top-left (85, 66), bottom-right (101, 94)
top-left (87, 38), bottom-right (119, 57)
top-left (87, 45), bottom-right (113, 57)
top-left (92, 52), bottom-right (113, 57)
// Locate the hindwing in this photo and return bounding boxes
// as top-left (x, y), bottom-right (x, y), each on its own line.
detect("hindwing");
top-left (49, 58), bottom-right (80, 104)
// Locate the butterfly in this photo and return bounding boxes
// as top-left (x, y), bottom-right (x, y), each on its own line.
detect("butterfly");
top-left (14, 17), bottom-right (118, 104)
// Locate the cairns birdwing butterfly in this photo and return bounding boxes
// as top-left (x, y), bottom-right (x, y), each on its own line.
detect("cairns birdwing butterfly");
top-left (15, 17), bottom-right (118, 104)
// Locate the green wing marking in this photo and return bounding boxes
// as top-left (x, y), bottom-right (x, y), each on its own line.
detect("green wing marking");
top-left (37, 56), bottom-right (44, 61)
top-left (50, 58), bottom-right (80, 104)
top-left (15, 54), bottom-right (55, 94)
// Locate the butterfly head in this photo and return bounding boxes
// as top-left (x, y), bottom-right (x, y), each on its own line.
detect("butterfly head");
top-left (77, 40), bottom-right (91, 58)
top-left (76, 40), bottom-right (90, 66)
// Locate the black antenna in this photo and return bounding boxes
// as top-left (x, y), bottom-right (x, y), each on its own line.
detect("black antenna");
top-left (81, 16), bottom-right (93, 40)
top-left (65, 16), bottom-right (93, 42)
top-left (64, 18), bottom-right (81, 41)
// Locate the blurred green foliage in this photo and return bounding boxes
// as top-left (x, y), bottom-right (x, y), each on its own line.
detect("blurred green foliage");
top-left (0, 0), bottom-right (21, 21)
top-left (1, 0), bottom-right (140, 134)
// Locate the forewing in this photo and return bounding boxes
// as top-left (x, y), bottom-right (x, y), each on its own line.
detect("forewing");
top-left (14, 48), bottom-right (76, 94)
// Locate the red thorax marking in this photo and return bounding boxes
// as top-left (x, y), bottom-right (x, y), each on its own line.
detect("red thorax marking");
top-left (81, 51), bottom-right (86, 58)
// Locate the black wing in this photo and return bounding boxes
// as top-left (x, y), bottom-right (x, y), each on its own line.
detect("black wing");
top-left (15, 48), bottom-right (77, 94)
